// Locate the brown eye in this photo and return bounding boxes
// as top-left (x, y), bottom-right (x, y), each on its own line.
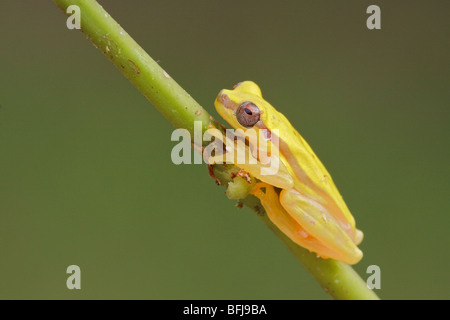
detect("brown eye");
top-left (236, 101), bottom-right (260, 128)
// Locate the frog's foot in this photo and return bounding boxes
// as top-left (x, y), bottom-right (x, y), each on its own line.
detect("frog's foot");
top-left (231, 168), bottom-right (253, 184)
top-left (203, 124), bottom-right (239, 165)
top-left (354, 229), bottom-right (364, 245)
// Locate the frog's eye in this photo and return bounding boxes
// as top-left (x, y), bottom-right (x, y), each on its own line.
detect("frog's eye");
top-left (236, 101), bottom-right (260, 128)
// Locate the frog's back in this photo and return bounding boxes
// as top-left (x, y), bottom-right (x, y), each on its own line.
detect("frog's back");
top-left (269, 107), bottom-right (358, 238)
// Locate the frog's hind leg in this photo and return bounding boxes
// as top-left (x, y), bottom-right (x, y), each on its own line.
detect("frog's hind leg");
top-left (279, 188), bottom-right (363, 264)
top-left (251, 182), bottom-right (341, 260)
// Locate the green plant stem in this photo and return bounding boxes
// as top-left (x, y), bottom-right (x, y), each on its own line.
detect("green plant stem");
top-left (55, 0), bottom-right (211, 138)
top-left (53, 0), bottom-right (379, 300)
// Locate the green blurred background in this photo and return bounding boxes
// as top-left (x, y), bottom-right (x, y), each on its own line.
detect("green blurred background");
top-left (0, 1), bottom-right (449, 299)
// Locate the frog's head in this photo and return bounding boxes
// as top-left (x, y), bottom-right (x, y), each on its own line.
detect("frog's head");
top-left (215, 81), bottom-right (268, 131)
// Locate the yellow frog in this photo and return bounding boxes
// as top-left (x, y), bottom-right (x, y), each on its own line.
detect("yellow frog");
top-left (212, 81), bottom-right (363, 264)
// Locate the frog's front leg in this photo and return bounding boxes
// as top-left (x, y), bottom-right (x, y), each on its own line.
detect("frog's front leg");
top-left (251, 182), bottom-right (344, 261)
top-left (204, 125), bottom-right (294, 189)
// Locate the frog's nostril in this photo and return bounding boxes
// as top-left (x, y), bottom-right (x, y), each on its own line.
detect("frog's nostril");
top-left (217, 92), bottom-right (230, 105)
